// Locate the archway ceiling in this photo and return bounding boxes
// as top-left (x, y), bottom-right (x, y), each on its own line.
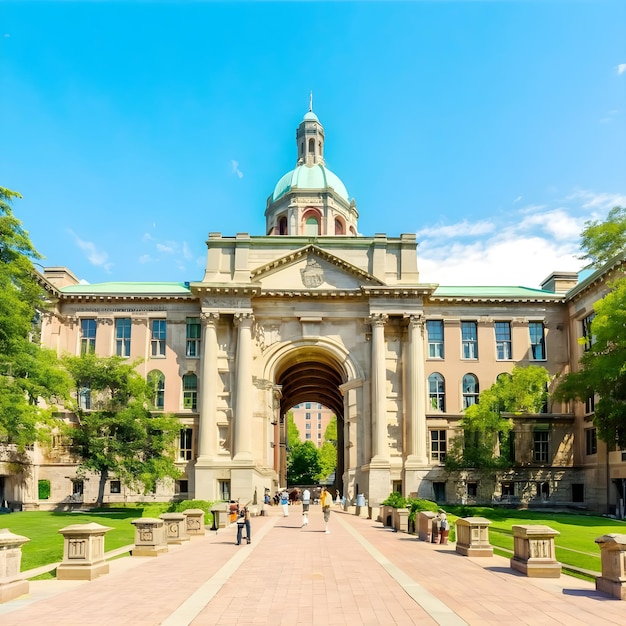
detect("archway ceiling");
top-left (277, 360), bottom-right (344, 418)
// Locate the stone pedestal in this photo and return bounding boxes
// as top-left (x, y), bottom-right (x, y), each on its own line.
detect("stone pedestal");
top-left (160, 513), bottom-right (190, 544)
top-left (456, 517), bottom-right (493, 557)
top-left (56, 522), bottom-right (112, 581)
top-left (394, 508), bottom-right (409, 533)
top-left (183, 509), bottom-right (206, 536)
top-left (417, 511), bottom-right (437, 542)
top-left (0, 528), bottom-right (29, 603)
top-left (510, 525), bottom-right (561, 578)
top-left (595, 533), bottom-right (626, 600)
top-left (131, 518), bottom-right (168, 557)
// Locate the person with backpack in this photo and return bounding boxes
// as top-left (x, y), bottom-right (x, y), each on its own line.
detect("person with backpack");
top-left (236, 506), bottom-right (251, 545)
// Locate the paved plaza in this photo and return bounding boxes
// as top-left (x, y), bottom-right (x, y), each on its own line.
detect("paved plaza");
top-left (0, 504), bottom-right (623, 626)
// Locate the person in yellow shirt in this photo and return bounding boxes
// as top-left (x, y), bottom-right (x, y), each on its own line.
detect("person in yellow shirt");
top-left (320, 486), bottom-right (334, 534)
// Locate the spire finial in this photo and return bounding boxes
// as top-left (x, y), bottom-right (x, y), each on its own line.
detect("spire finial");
top-left (309, 91), bottom-right (313, 112)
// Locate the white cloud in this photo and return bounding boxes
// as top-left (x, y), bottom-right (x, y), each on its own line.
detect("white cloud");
top-left (517, 208), bottom-right (583, 241)
top-left (231, 159), bottom-right (244, 179)
top-left (618, 64), bottom-right (626, 75)
top-left (566, 189), bottom-right (626, 211)
top-left (68, 230), bottom-right (112, 272)
top-left (138, 254), bottom-right (153, 264)
top-left (415, 219), bottom-right (495, 240)
top-left (156, 243), bottom-right (175, 254)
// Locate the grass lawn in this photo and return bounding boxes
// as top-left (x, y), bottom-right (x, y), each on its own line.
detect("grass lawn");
top-left (0, 503), bottom-right (171, 573)
top-left (445, 505), bottom-right (626, 576)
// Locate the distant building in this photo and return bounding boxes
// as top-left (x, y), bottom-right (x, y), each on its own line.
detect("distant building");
top-left (2, 104), bottom-right (624, 517)
top-left (290, 403), bottom-right (335, 448)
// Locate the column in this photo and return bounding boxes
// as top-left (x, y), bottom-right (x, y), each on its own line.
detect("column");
top-left (407, 314), bottom-right (428, 465)
top-left (370, 313), bottom-right (388, 463)
top-left (233, 312), bottom-right (253, 461)
top-left (197, 312), bottom-right (219, 461)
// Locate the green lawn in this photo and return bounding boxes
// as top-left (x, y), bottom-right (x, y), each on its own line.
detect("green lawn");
top-left (0, 503), bottom-right (171, 573)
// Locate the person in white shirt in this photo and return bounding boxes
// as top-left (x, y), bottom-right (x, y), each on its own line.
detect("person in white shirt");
top-left (301, 487), bottom-right (311, 527)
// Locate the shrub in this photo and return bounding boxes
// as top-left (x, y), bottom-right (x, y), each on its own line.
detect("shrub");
top-left (381, 492), bottom-right (407, 508)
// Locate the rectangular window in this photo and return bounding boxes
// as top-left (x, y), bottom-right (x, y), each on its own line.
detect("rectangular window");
top-left (115, 318), bottom-right (131, 358)
top-left (581, 313), bottom-right (595, 351)
top-left (72, 480), bottom-right (84, 499)
top-left (305, 433), bottom-right (311, 440)
top-left (317, 403), bottom-right (322, 409)
top-left (305, 412), bottom-right (311, 420)
top-left (318, 413), bottom-right (322, 420)
top-left (461, 321), bottom-right (478, 359)
top-left (495, 322), bottom-right (512, 360)
top-left (426, 320), bottom-right (444, 359)
top-left (317, 432), bottom-right (322, 440)
top-left (80, 318), bottom-right (96, 354)
top-left (430, 429), bottom-right (447, 463)
top-left (572, 484), bottom-right (584, 503)
top-left (585, 428), bottom-right (597, 456)
top-left (585, 394), bottom-right (595, 415)
top-left (467, 482), bottom-right (477, 497)
top-left (529, 322), bottom-right (546, 360)
top-left (179, 428), bottom-right (193, 460)
top-left (186, 318), bottom-right (201, 357)
top-left (175, 480), bottom-right (189, 494)
top-left (151, 319), bottom-right (167, 357)
top-left (533, 430), bottom-right (549, 463)
top-left (218, 480), bottom-right (230, 501)
top-left (182, 374), bottom-right (198, 411)
top-left (305, 423), bottom-right (311, 430)
top-left (109, 480), bottom-right (121, 494)
top-left (305, 402), bottom-right (311, 409)
top-left (79, 386), bottom-right (92, 410)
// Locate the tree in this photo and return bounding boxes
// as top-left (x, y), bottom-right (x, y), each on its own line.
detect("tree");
top-left (0, 186), bottom-right (71, 450)
top-left (287, 441), bottom-right (321, 485)
top-left (286, 410), bottom-right (300, 452)
top-left (555, 280), bottom-right (626, 447)
top-left (447, 365), bottom-right (551, 469)
top-left (62, 353), bottom-right (181, 505)
top-left (316, 416), bottom-right (338, 482)
top-left (579, 206), bottom-right (626, 269)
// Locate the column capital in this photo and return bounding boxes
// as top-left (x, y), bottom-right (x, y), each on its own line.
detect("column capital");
top-left (234, 312), bottom-right (254, 327)
top-left (369, 313), bottom-right (388, 327)
top-left (200, 312), bottom-right (220, 325)
top-left (405, 313), bottom-right (425, 332)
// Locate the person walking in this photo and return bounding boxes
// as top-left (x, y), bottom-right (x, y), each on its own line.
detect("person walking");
top-left (280, 489), bottom-right (289, 517)
top-left (320, 486), bottom-right (333, 534)
top-left (236, 506), bottom-right (251, 545)
top-left (301, 487), bottom-right (311, 527)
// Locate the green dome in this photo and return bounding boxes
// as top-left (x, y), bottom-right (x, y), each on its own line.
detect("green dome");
top-left (272, 164), bottom-right (349, 203)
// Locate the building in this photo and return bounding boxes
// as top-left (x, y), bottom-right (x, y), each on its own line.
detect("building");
top-left (3, 105), bottom-right (624, 516)
top-left (290, 403), bottom-right (335, 449)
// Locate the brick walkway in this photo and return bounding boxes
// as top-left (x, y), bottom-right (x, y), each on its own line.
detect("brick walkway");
top-left (0, 505), bottom-right (624, 625)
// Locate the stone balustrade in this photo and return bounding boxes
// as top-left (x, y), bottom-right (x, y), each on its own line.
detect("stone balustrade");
top-left (131, 518), bottom-right (168, 557)
top-left (455, 517), bottom-right (493, 557)
top-left (0, 528), bottom-right (29, 603)
top-left (510, 524), bottom-right (561, 578)
top-left (595, 533), bottom-right (626, 600)
top-left (56, 522), bottom-right (112, 580)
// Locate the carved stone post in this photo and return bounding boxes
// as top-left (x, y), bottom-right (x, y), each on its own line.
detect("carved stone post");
top-left (510, 525), bottom-right (561, 577)
top-left (417, 511), bottom-right (438, 542)
top-left (0, 528), bottom-right (29, 603)
top-left (456, 517), bottom-right (493, 557)
top-left (131, 518), bottom-right (168, 557)
top-left (159, 513), bottom-right (190, 545)
top-left (233, 312), bottom-right (254, 461)
top-left (595, 533), bottom-right (626, 600)
top-left (183, 508), bottom-right (206, 536)
top-left (198, 312), bottom-right (219, 461)
top-left (56, 522), bottom-right (112, 580)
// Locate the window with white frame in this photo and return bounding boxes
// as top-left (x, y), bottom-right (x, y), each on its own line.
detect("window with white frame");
top-left (461, 321), bottom-right (478, 359)
top-left (186, 318), bottom-right (201, 357)
top-left (495, 322), bottom-right (512, 360)
top-left (179, 428), bottom-right (193, 460)
top-left (80, 318), bottom-right (96, 355)
top-left (426, 320), bottom-right (444, 359)
top-left (529, 322), bottom-right (546, 360)
top-left (428, 373), bottom-right (445, 411)
top-left (151, 319), bottom-right (166, 357)
top-left (115, 318), bottom-right (131, 357)
top-left (462, 374), bottom-right (479, 409)
top-left (182, 373), bottom-right (198, 410)
top-left (430, 429), bottom-right (447, 462)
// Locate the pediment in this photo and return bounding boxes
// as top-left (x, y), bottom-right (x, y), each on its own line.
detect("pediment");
top-left (251, 245), bottom-right (384, 291)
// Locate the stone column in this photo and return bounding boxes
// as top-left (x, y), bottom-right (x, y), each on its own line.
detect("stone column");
top-left (233, 312), bottom-right (254, 461)
top-left (406, 314), bottom-right (428, 465)
top-left (370, 313), bottom-right (388, 463)
top-left (197, 312), bottom-right (219, 461)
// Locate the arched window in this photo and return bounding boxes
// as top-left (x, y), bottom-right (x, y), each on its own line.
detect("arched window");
top-left (182, 373), bottom-right (198, 411)
top-left (428, 373), bottom-right (445, 411)
top-left (308, 138), bottom-right (315, 154)
top-left (147, 370), bottom-right (165, 410)
top-left (334, 218), bottom-right (344, 235)
top-left (278, 216), bottom-right (288, 235)
top-left (305, 216), bottom-right (319, 236)
top-left (462, 374), bottom-right (479, 409)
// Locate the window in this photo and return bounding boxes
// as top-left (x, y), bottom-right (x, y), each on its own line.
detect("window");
top-left (38, 479), bottom-right (51, 500)
top-left (151, 319), bottom-right (166, 357)
top-left (317, 403), bottom-right (322, 409)
top-left (278, 216), bottom-right (287, 235)
top-left (461, 321), bottom-right (478, 359)
top-left (304, 216), bottom-right (319, 236)
top-left (585, 428), bottom-right (597, 456)
top-left (495, 322), bottom-right (512, 360)
top-left (462, 374), bottom-right (479, 409)
top-left (317, 432), bottom-right (322, 440)
top-left (110, 480), bottom-right (121, 494)
top-left (305, 402), bottom-right (311, 409)
top-left (72, 479), bottom-right (84, 496)
top-left (219, 480), bottom-right (230, 501)
top-left (115, 318), bottom-right (131, 357)
top-left (79, 386), bottom-right (92, 410)
top-left (317, 413), bottom-right (322, 420)
top-left (427, 320), bottom-right (444, 359)
top-left (147, 370), bottom-right (165, 410)
top-left (533, 430), bottom-right (549, 463)
top-left (305, 412), bottom-right (311, 420)
top-left (430, 429), bottom-right (447, 462)
top-left (585, 394), bottom-right (595, 415)
top-left (334, 218), bottom-right (344, 235)
top-left (80, 318), bottom-right (96, 354)
top-left (581, 313), bottom-right (595, 351)
top-left (572, 484), bottom-right (584, 503)
top-left (183, 373), bottom-right (198, 410)
top-left (467, 482), bottom-right (478, 497)
top-left (305, 433), bottom-right (311, 440)
top-left (428, 373), bottom-right (445, 411)
top-left (529, 322), bottom-right (546, 360)
top-left (175, 480), bottom-right (189, 494)
top-left (186, 318), bottom-right (201, 357)
top-left (537, 481), bottom-right (550, 499)
top-left (179, 428), bottom-right (193, 460)
top-left (306, 423), bottom-right (311, 430)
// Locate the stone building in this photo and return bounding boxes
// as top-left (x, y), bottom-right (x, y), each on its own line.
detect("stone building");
top-left (2, 105), bottom-right (624, 517)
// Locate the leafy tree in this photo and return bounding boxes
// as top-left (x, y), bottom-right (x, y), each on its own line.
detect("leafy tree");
top-left (287, 441), bottom-right (321, 484)
top-left (286, 410), bottom-right (300, 452)
top-left (0, 186), bottom-right (71, 450)
top-left (316, 416), bottom-right (338, 482)
top-left (446, 365), bottom-right (551, 470)
top-left (555, 280), bottom-right (626, 447)
top-left (62, 353), bottom-right (181, 505)
top-left (579, 206), bottom-right (626, 269)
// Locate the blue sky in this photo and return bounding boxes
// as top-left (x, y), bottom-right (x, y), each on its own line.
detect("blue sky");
top-left (2, 1), bottom-right (625, 287)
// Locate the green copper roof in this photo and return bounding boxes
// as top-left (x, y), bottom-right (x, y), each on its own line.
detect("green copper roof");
top-left (60, 282), bottom-right (192, 295)
top-left (272, 163), bottom-right (349, 203)
top-left (432, 285), bottom-right (562, 299)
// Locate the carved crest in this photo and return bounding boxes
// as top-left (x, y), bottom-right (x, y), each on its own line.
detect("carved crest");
top-left (300, 256), bottom-right (324, 288)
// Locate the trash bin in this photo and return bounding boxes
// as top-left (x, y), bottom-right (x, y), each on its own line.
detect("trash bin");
top-left (356, 494), bottom-right (365, 507)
